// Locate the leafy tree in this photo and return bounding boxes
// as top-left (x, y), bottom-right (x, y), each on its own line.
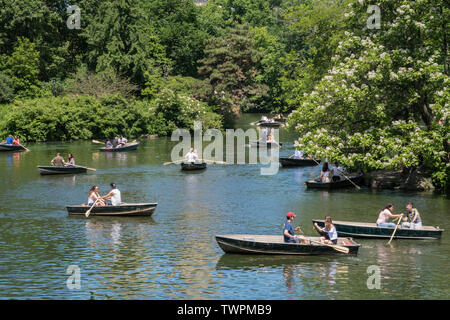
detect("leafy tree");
top-left (0, 72), bottom-right (14, 103)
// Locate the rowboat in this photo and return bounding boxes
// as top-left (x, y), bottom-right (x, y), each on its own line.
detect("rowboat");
top-left (99, 141), bottom-right (139, 152)
top-left (249, 141), bottom-right (283, 148)
top-left (0, 144), bottom-right (26, 152)
top-left (215, 235), bottom-right (360, 255)
top-left (306, 175), bottom-right (363, 189)
top-left (38, 165), bottom-right (88, 175)
top-left (256, 121), bottom-right (281, 128)
top-left (312, 219), bottom-right (444, 240)
top-left (279, 157), bottom-right (320, 167)
top-left (66, 202), bottom-right (158, 217)
top-left (181, 162), bottom-right (207, 171)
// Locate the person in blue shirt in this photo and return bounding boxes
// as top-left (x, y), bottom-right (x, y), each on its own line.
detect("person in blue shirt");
top-left (5, 135), bottom-right (13, 145)
top-left (284, 212), bottom-right (308, 244)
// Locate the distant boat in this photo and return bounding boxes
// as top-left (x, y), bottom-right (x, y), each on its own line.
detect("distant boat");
top-left (256, 121), bottom-right (281, 128)
top-left (0, 144), bottom-right (27, 152)
top-left (99, 141), bottom-right (139, 152)
top-left (306, 175), bottom-right (363, 189)
top-left (215, 234), bottom-right (360, 255)
top-left (313, 219), bottom-right (444, 240)
top-left (181, 162), bottom-right (207, 171)
top-left (279, 157), bottom-right (320, 167)
top-left (249, 141), bottom-right (282, 148)
top-left (66, 203), bottom-right (158, 217)
top-left (38, 165), bottom-right (88, 175)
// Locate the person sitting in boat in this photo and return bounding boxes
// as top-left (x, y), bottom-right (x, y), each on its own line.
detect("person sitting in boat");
top-left (88, 185), bottom-right (106, 206)
top-left (51, 153), bottom-right (66, 167)
top-left (401, 202), bottom-right (422, 229)
top-left (330, 161), bottom-right (343, 182)
top-left (320, 162), bottom-right (331, 183)
top-left (284, 212), bottom-right (308, 244)
top-left (193, 149), bottom-right (200, 162)
top-left (293, 150), bottom-right (304, 159)
top-left (105, 140), bottom-right (113, 149)
top-left (65, 153), bottom-right (75, 167)
top-left (102, 183), bottom-right (121, 206)
top-left (314, 216), bottom-right (338, 245)
top-left (185, 148), bottom-right (197, 163)
top-left (376, 203), bottom-right (403, 228)
top-left (5, 135), bottom-right (13, 145)
top-left (261, 116), bottom-right (268, 122)
top-left (118, 136), bottom-right (128, 146)
top-left (13, 136), bottom-right (20, 145)
top-left (112, 137), bottom-right (119, 148)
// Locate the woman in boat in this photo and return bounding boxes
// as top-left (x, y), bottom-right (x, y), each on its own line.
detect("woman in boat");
top-left (105, 140), bottom-right (113, 149)
top-left (401, 202), bottom-right (422, 229)
top-left (88, 186), bottom-right (106, 206)
top-left (12, 136), bottom-right (20, 145)
top-left (102, 183), bottom-right (121, 206)
top-left (320, 162), bottom-right (331, 183)
top-left (185, 148), bottom-right (196, 163)
top-left (65, 153), bottom-right (75, 167)
top-left (376, 203), bottom-right (403, 228)
top-left (314, 216), bottom-right (338, 245)
top-left (284, 212), bottom-right (308, 244)
top-left (293, 149), bottom-right (304, 159)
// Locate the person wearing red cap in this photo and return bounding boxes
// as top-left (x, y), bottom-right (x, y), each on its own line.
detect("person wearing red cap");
top-left (284, 212), bottom-right (307, 244)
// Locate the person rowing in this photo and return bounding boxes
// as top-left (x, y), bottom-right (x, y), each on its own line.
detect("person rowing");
top-left (401, 202), bottom-right (422, 229)
top-left (5, 135), bottom-right (13, 145)
top-left (105, 140), bottom-right (113, 149)
top-left (330, 161), bottom-right (344, 182)
top-left (293, 149), bottom-right (304, 159)
top-left (51, 153), bottom-right (66, 167)
top-left (284, 212), bottom-right (308, 244)
top-left (314, 216), bottom-right (338, 245)
top-left (376, 203), bottom-right (403, 228)
top-left (112, 137), bottom-right (119, 148)
top-left (102, 183), bottom-right (121, 206)
top-left (88, 185), bottom-right (106, 206)
top-left (320, 162), bottom-right (331, 183)
top-left (118, 136), bottom-right (128, 147)
top-left (185, 148), bottom-right (197, 163)
top-left (13, 136), bottom-right (20, 145)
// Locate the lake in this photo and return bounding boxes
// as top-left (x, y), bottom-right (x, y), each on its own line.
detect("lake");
top-left (0, 114), bottom-right (449, 299)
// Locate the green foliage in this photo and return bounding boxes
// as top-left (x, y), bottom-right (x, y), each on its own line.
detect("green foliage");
top-left (0, 72), bottom-right (15, 103)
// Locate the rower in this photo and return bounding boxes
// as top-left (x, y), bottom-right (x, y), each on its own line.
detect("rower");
top-left (330, 161), bottom-right (343, 181)
top-left (314, 216), bottom-right (338, 245)
top-left (118, 136), bottom-right (128, 146)
top-left (105, 140), bottom-right (113, 149)
top-left (112, 137), bottom-right (119, 148)
top-left (293, 150), bottom-right (304, 159)
top-left (185, 148), bottom-right (196, 163)
top-left (102, 183), bottom-right (121, 206)
top-left (13, 136), bottom-right (20, 145)
top-left (51, 153), bottom-right (66, 167)
top-left (6, 135), bottom-right (13, 145)
top-left (283, 212), bottom-right (308, 244)
top-left (401, 202), bottom-right (422, 229)
top-left (88, 185), bottom-right (106, 206)
top-left (376, 203), bottom-right (403, 228)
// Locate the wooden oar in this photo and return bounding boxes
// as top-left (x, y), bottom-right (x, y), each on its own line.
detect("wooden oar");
top-left (337, 169), bottom-right (361, 190)
top-left (296, 226), bottom-right (349, 254)
top-left (18, 143), bottom-right (30, 152)
top-left (198, 158), bottom-right (227, 164)
top-left (73, 165), bottom-right (96, 171)
top-left (387, 214), bottom-right (403, 245)
top-left (163, 159), bottom-right (185, 165)
top-left (92, 140), bottom-right (104, 145)
top-left (85, 199), bottom-right (99, 218)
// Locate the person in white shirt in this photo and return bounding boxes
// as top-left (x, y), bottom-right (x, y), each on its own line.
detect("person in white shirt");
top-left (314, 216), bottom-right (338, 245)
top-left (331, 161), bottom-right (344, 181)
top-left (320, 162), bottom-right (331, 183)
top-left (293, 150), bottom-right (304, 159)
top-left (185, 148), bottom-right (196, 163)
top-left (102, 183), bottom-right (121, 206)
top-left (118, 136), bottom-right (128, 146)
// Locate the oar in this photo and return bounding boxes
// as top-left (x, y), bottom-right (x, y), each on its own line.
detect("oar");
top-left (198, 158), bottom-right (227, 164)
top-left (92, 140), bottom-right (104, 145)
top-left (337, 169), bottom-right (361, 190)
top-left (163, 159), bottom-right (185, 165)
top-left (387, 214), bottom-right (403, 245)
top-left (85, 199), bottom-right (99, 218)
top-left (18, 143), bottom-right (30, 152)
top-left (297, 226), bottom-right (349, 254)
top-left (73, 165), bottom-right (96, 171)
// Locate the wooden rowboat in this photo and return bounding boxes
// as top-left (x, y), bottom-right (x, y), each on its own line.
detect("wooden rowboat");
top-left (181, 162), bottom-right (207, 171)
top-left (279, 157), bottom-right (320, 167)
top-left (66, 202), bottom-right (157, 217)
top-left (0, 144), bottom-right (26, 152)
top-left (256, 121), bottom-right (281, 128)
top-left (249, 141), bottom-right (283, 148)
top-left (216, 234), bottom-right (360, 255)
top-left (38, 165), bottom-right (88, 175)
top-left (312, 219), bottom-right (444, 240)
top-left (99, 141), bottom-right (139, 152)
top-left (306, 175), bottom-right (363, 189)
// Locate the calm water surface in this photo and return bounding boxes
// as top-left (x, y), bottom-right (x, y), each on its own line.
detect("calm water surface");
top-left (0, 114), bottom-right (449, 299)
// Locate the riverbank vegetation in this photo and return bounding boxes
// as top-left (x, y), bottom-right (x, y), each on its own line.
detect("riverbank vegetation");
top-left (0, 0), bottom-right (448, 189)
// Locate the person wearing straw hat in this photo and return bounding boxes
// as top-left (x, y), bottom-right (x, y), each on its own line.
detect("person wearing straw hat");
top-left (283, 212), bottom-right (308, 244)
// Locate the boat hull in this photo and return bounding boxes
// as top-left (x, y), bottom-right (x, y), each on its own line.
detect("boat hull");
top-left (67, 203), bottom-right (157, 217)
top-left (313, 219), bottom-right (443, 240)
top-left (279, 158), bottom-right (320, 167)
top-left (249, 141), bottom-right (283, 148)
top-left (257, 122), bottom-right (281, 128)
top-left (38, 165), bottom-right (87, 175)
top-left (0, 144), bottom-right (26, 152)
top-left (99, 142), bottom-right (139, 152)
top-left (181, 162), bottom-right (207, 171)
top-left (216, 235), bottom-right (360, 255)
top-left (306, 175), bottom-right (363, 189)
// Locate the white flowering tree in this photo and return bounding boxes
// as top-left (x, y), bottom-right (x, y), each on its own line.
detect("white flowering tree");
top-left (287, 0), bottom-right (449, 189)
